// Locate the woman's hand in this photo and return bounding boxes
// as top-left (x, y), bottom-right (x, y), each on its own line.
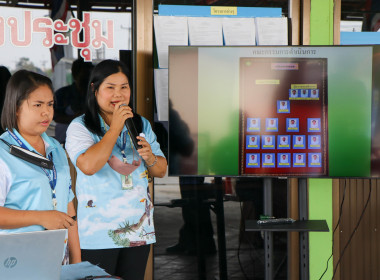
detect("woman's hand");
top-left (137, 135), bottom-right (167, 177)
top-left (136, 135), bottom-right (155, 164)
top-left (67, 201), bottom-right (81, 264)
top-left (75, 101), bottom-right (133, 176)
top-left (108, 102), bottom-right (133, 134)
top-left (39, 210), bottom-right (76, 230)
top-left (0, 207), bottom-right (75, 230)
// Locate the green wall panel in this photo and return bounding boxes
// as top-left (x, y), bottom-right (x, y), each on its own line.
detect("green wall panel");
top-left (309, 1), bottom-right (334, 279)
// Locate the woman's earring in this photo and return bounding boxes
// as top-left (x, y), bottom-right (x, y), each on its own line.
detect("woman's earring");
top-left (91, 84), bottom-right (96, 96)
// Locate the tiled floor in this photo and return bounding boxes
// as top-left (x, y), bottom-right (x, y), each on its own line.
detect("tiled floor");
top-left (153, 177), bottom-right (288, 280)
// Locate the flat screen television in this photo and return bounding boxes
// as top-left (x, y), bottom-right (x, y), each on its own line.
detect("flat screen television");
top-left (168, 45), bottom-right (380, 178)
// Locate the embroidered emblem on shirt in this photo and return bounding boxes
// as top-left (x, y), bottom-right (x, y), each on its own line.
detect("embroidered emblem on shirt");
top-left (86, 200), bottom-right (96, 208)
top-left (140, 170), bottom-right (148, 179)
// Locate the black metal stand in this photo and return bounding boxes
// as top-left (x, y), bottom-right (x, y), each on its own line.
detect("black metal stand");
top-left (214, 177), bottom-right (228, 280)
top-left (245, 220), bottom-right (329, 232)
top-left (298, 178), bottom-right (309, 280)
top-left (244, 178), bottom-right (329, 280)
top-left (263, 178), bottom-right (273, 280)
top-left (194, 178), bottom-right (228, 280)
top-left (195, 185), bottom-right (207, 280)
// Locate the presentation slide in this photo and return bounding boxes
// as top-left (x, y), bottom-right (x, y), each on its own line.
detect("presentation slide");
top-left (169, 46), bottom-right (374, 178)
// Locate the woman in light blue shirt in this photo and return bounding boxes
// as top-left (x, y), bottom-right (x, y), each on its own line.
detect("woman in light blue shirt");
top-left (65, 60), bottom-right (167, 279)
top-left (0, 70), bottom-right (81, 263)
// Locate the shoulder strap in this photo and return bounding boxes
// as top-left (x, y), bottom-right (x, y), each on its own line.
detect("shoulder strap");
top-left (0, 138), bottom-right (11, 148)
top-left (0, 138), bottom-right (53, 169)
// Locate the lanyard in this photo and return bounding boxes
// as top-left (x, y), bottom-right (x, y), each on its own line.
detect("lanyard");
top-left (100, 117), bottom-right (132, 163)
top-left (119, 130), bottom-right (128, 163)
top-left (8, 130), bottom-right (58, 210)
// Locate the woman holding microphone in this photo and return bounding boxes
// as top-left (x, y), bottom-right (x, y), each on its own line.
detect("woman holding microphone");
top-left (65, 59), bottom-right (167, 279)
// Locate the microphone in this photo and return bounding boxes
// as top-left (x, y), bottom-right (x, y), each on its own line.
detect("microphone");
top-left (125, 118), bottom-right (143, 150)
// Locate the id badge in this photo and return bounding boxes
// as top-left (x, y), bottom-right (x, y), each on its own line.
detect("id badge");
top-left (52, 198), bottom-right (57, 210)
top-left (121, 174), bottom-right (133, 190)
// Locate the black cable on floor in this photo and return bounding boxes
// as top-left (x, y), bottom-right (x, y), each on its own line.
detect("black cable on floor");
top-left (318, 180), bottom-right (347, 280)
top-left (332, 180), bottom-right (372, 279)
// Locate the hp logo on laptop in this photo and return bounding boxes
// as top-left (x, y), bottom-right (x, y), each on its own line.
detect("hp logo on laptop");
top-left (3, 257), bottom-right (17, 268)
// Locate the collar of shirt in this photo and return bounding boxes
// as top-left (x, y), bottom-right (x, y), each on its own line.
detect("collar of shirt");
top-left (6, 129), bottom-right (56, 157)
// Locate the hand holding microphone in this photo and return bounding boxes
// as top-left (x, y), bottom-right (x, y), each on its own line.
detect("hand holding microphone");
top-left (118, 103), bottom-right (157, 166)
top-left (109, 102), bottom-right (133, 133)
top-left (113, 102), bottom-right (142, 150)
top-left (125, 117), bottom-right (143, 150)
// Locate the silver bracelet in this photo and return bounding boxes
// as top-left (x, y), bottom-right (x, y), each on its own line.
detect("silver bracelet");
top-left (146, 155), bottom-right (157, 167)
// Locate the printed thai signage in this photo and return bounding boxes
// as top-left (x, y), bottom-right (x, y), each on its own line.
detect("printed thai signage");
top-left (0, 11), bottom-right (114, 61)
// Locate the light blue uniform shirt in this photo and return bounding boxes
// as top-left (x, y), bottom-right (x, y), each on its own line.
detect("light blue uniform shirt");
top-left (66, 115), bottom-right (165, 249)
top-left (0, 130), bottom-right (74, 234)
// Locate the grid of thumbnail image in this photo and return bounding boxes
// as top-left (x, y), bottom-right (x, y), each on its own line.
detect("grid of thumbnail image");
top-left (245, 117), bottom-right (322, 168)
top-left (239, 57), bottom-right (327, 176)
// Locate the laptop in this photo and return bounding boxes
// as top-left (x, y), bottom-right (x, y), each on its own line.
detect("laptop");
top-left (0, 229), bottom-right (66, 280)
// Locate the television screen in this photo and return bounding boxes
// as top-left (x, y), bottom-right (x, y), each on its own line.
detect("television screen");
top-left (168, 45), bottom-right (380, 178)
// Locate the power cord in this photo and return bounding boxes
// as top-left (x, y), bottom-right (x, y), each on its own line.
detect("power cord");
top-left (318, 180), bottom-right (347, 280)
top-left (332, 180), bottom-right (372, 279)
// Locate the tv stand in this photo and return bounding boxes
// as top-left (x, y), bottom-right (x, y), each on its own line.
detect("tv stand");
top-left (244, 178), bottom-right (329, 280)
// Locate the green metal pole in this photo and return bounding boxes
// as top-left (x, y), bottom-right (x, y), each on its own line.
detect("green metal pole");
top-left (309, 1), bottom-right (334, 279)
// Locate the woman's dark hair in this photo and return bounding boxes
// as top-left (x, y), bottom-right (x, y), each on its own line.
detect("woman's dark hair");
top-left (0, 66), bottom-right (11, 134)
top-left (1, 70), bottom-right (53, 131)
top-left (84, 59), bottom-right (142, 136)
